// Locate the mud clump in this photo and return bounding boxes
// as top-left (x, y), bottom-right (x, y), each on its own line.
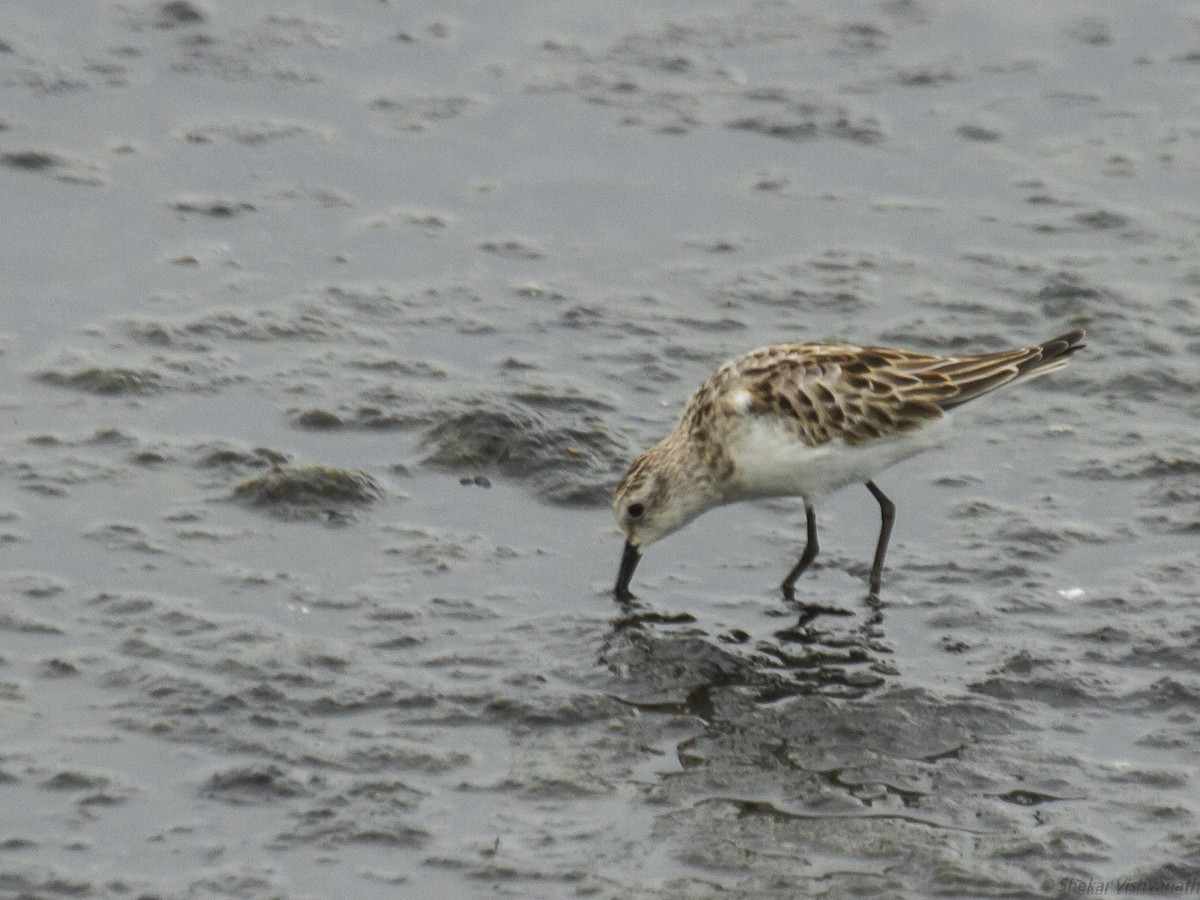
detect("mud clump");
top-left (156, 1), bottom-right (208, 28)
top-left (2, 150), bottom-right (65, 171)
top-left (233, 464), bottom-right (383, 517)
top-left (419, 403), bottom-right (627, 506)
top-left (38, 366), bottom-right (163, 395)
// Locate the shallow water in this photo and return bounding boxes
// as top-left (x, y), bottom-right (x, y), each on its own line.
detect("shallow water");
top-left (2, 2), bottom-right (1199, 897)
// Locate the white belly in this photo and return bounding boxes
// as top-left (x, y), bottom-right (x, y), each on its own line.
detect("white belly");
top-left (725, 415), bottom-right (951, 503)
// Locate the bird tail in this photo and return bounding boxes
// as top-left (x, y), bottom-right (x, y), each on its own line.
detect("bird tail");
top-left (928, 329), bottom-right (1086, 410)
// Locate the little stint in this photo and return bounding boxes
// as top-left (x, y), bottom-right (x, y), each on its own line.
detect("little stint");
top-left (612, 330), bottom-right (1085, 601)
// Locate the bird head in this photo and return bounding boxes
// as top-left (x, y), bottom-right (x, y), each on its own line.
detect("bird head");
top-left (610, 437), bottom-right (717, 599)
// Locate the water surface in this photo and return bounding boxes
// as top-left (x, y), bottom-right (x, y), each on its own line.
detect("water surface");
top-left (2, 2), bottom-right (1199, 897)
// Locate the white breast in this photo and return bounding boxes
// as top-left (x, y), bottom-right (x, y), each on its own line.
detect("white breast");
top-left (725, 414), bottom-right (951, 504)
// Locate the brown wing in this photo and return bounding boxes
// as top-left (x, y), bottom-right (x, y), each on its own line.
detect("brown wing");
top-left (879, 329), bottom-right (1086, 410)
top-left (728, 344), bottom-right (949, 446)
top-left (708, 330), bottom-right (1085, 448)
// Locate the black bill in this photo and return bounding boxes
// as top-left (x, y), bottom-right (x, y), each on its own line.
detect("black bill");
top-left (613, 540), bottom-right (641, 601)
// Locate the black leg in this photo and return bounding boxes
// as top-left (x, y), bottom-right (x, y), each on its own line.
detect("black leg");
top-left (864, 480), bottom-right (895, 597)
top-left (781, 504), bottom-right (819, 601)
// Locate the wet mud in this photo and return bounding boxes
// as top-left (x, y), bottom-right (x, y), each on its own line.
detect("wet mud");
top-left (2, 2), bottom-right (1199, 898)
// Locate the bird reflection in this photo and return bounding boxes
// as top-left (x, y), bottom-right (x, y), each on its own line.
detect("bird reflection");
top-left (602, 590), bottom-right (893, 703)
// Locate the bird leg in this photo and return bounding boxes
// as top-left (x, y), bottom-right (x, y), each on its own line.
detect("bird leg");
top-left (780, 504), bottom-right (819, 601)
top-left (864, 480), bottom-right (895, 597)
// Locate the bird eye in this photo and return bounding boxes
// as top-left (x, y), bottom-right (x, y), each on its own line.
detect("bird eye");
top-left (627, 503), bottom-right (645, 520)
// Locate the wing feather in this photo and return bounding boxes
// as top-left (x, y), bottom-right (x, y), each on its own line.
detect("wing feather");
top-left (700, 331), bottom-right (1084, 447)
